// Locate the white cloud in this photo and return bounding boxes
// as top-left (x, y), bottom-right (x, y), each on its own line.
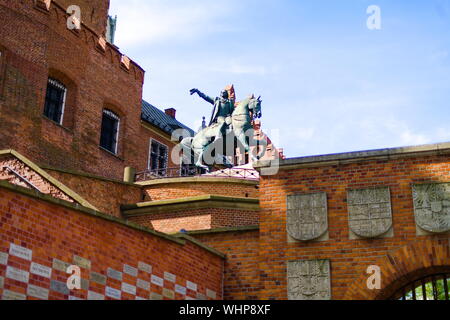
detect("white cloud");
top-left (109, 0), bottom-right (236, 47)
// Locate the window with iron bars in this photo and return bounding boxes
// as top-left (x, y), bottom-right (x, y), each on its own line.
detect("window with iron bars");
top-left (100, 109), bottom-right (120, 154)
top-left (44, 78), bottom-right (67, 125)
top-left (392, 273), bottom-right (449, 300)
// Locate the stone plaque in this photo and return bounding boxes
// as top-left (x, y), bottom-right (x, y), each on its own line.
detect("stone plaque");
top-left (87, 291), bottom-right (104, 300)
top-left (150, 292), bottom-right (163, 300)
top-left (186, 281), bottom-right (197, 291)
top-left (6, 266), bottom-right (29, 283)
top-left (122, 282), bottom-right (137, 295)
top-left (175, 284), bottom-right (187, 295)
top-left (50, 280), bottom-right (70, 295)
top-left (137, 279), bottom-right (150, 291)
top-left (287, 193), bottom-right (328, 241)
top-left (196, 293), bottom-right (207, 300)
top-left (52, 259), bottom-right (70, 272)
top-left (81, 278), bottom-right (89, 290)
top-left (287, 259), bottom-right (331, 300)
top-left (27, 284), bottom-right (49, 300)
top-left (163, 288), bottom-right (175, 299)
top-left (347, 187), bottom-right (393, 238)
top-left (413, 183), bottom-right (450, 233)
top-left (2, 290), bottom-right (26, 300)
top-left (90, 272), bottom-right (106, 285)
top-left (9, 243), bottom-right (32, 261)
top-left (69, 296), bottom-right (84, 300)
top-left (30, 262), bottom-right (52, 278)
top-left (206, 289), bottom-right (216, 299)
top-left (123, 264), bottom-right (138, 277)
top-left (151, 275), bottom-right (164, 287)
top-left (73, 255), bottom-right (91, 269)
top-left (186, 296), bottom-right (196, 300)
top-left (138, 261), bottom-right (152, 273)
top-left (0, 252), bottom-right (8, 265)
top-left (107, 268), bottom-right (123, 281)
top-left (164, 272), bottom-right (176, 283)
top-left (0, 276), bottom-right (4, 289)
top-left (136, 296), bottom-right (146, 300)
top-left (105, 286), bottom-right (121, 300)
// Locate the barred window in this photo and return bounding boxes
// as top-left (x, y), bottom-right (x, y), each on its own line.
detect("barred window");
top-left (100, 109), bottom-right (120, 154)
top-left (149, 140), bottom-right (168, 175)
top-left (44, 78), bottom-right (67, 124)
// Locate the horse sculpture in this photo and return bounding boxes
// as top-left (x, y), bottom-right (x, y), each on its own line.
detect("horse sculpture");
top-left (181, 95), bottom-right (262, 171)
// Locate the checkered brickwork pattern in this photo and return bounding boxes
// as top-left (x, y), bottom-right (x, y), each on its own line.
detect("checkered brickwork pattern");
top-left (0, 243), bottom-right (217, 300)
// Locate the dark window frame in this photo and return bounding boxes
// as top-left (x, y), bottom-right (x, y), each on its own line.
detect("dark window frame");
top-left (148, 139), bottom-right (168, 175)
top-left (100, 109), bottom-right (120, 154)
top-left (43, 78), bottom-right (67, 125)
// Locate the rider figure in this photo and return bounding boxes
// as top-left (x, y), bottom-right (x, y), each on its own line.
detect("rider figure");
top-left (190, 87), bottom-right (234, 137)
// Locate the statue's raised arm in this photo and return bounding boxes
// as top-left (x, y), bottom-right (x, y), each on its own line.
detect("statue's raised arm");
top-left (190, 88), bottom-right (214, 105)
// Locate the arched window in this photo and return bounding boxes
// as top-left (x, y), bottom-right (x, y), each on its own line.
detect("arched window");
top-left (100, 109), bottom-right (120, 154)
top-left (391, 273), bottom-right (449, 300)
top-left (43, 78), bottom-right (67, 125)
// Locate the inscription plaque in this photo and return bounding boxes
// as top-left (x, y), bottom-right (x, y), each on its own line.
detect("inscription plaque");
top-left (163, 288), bottom-right (175, 299)
top-left (137, 279), bottom-right (150, 291)
top-left (151, 275), bottom-right (164, 287)
top-left (30, 262), bottom-right (52, 278)
top-left (105, 286), bottom-right (121, 300)
top-left (164, 272), bottom-right (176, 283)
top-left (138, 261), bottom-right (152, 273)
top-left (287, 259), bottom-right (331, 300)
top-left (412, 183), bottom-right (450, 233)
top-left (27, 284), bottom-right (49, 300)
top-left (73, 255), bottom-right (91, 269)
top-left (107, 268), bottom-right (123, 281)
top-left (175, 284), bottom-right (187, 295)
top-left (123, 264), bottom-right (138, 277)
top-left (186, 281), bottom-right (197, 291)
top-left (90, 272), bottom-right (106, 285)
top-left (6, 266), bottom-right (29, 283)
top-left (2, 290), bottom-right (26, 300)
top-left (50, 280), bottom-right (70, 295)
top-left (87, 291), bottom-right (104, 300)
top-left (287, 193), bottom-right (328, 241)
top-left (0, 252), bottom-right (8, 265)
top-left (150, 292), bottom-right (163, 300)
top-left (122, 282), bottom-right (137, 295)
top-left (206, 289), bottom-right (216, 299)
top-left (9, 243), bottom-right (32, 261)
top-left (347, 187), bottom-right (393, 238)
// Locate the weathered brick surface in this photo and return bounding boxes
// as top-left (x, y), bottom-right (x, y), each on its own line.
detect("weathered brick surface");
top-left (193, 230), bottom-right (261, 300)
top-left (44, 168), bottom-right (142, 218)
top-left (128, 207), bottom-right (259, 234)
top-left (258, 154), bottom-right (450, 300)
top-left (0, 1), bottom-right (150, 180)
top-left (143, 180), bottom-right (259, 202)
top-left (0, 186), bottom-right (224, 300)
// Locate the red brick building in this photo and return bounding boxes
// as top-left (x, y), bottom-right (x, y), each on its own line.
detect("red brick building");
top-left (0, 0), bottom-right (449, 301)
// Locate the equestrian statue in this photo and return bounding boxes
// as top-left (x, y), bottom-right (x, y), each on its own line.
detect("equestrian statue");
top-left (180, 85), bottom-right (262, 171)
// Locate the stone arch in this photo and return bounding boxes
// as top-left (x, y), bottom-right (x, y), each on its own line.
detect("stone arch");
top-left (343, 238), bottom-right (450, 300)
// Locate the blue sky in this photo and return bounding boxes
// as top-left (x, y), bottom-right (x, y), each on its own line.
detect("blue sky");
top-left (109, 0), bottom-right (450, 158)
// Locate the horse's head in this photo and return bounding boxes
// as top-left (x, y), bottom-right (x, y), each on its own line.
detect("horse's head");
top-left (249, 95), bottom-right (262, 119)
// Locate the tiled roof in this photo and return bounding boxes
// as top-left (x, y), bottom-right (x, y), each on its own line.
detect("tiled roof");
top-left (141, 100), bottom-right (195, 138)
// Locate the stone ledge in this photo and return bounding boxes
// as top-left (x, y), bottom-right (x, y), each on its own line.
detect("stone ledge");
top-left (255, 142), bottom-right (450, 172)
top-left (122, 195), bottom-right (260, 216)
top-left (136, 176), bottom-right (259, 186)
top-left (181, 225), bottom-right (260, 235)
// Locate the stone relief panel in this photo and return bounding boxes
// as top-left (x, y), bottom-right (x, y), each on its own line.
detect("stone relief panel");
top-left (347, 187), bottom-right (393, 238)
top-left (287, 259), bottom-right (331, 300)
top-left (412, 183), bottom-right (450, 233)
top-left (286, 193), bottom-right (328, 241)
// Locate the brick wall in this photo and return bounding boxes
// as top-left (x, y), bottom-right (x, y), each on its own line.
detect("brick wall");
top-left (193, 229), bottom-right (261, 300)
top-left (142, 179), bottom-right (259, 202)
top-left (128, 207), bottom-right (259, 234)
top-left (0, 185), bottom-right (224, 300)
top-left (44, 168), bottom-right (142, 218)
top-left (0, 1), bottom-right (153, 180)
top-left (258, 153), bottom-right (450, 300)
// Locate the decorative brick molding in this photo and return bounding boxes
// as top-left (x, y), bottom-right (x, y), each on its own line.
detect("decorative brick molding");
top-left (343, 238), bottom-right (450, 300)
